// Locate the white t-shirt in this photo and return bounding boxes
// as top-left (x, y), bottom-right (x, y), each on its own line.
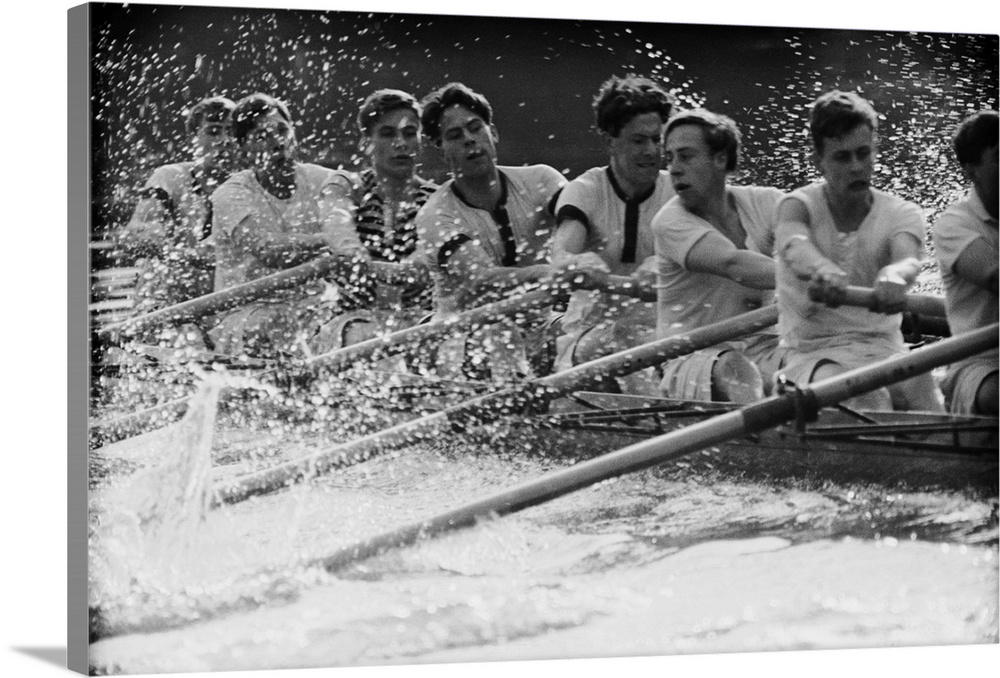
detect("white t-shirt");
top-left (776, 181), bottom-right (925, 356)
top-left (211, 163), bottom-right (357, 293)
top-left (414, 164), bottom-right (565, 314)
top-left (654, 185), bottom-right (783, 339)
top-left (554, 166), bottom-right (673, 334)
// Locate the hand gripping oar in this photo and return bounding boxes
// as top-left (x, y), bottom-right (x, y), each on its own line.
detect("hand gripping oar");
top-left (96, 256), bottom-right (413, 338)
top-left (212, 304), bottom-right (780, 505)
top-left (309, 322), bottom-right (998, 573)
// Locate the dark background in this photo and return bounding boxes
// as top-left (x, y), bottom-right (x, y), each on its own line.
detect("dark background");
top-left (90, 2), bottom-right (997, 243)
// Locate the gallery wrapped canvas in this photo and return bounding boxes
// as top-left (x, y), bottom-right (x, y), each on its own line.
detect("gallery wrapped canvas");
top-left (69, 1), bottom-right (998, 675)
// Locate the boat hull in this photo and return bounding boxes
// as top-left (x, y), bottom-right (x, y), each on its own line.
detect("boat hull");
top-left (513, 392), bottom-right (999, 494)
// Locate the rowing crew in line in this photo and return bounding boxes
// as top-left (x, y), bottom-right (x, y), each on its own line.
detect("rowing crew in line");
top-left (112, 81), bottom-right (998, 417)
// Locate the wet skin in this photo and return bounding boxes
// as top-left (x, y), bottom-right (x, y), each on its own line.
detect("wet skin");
top-left (608, 111), bottom-right (666, 197)
top-left (968, 143), bottom-right (998, 220)
top-left (665, 123), bottom-right (729, 212)
top-left (438, 104), bottom-right (498, 182)
top-left (367, 108), bottom-right (421, 182)
top-left (814, 124), bottom-right (876, 210)
top-left (193, 118), bottom-right (235, 173)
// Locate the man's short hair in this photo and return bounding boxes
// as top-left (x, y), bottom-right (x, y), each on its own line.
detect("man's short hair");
top-left (953, 109), bottom-right (999, 166)
top-left (419, 83), bottom-right (493, 144)
top-left (665, 109), bottom-right (742, 172)
top-left (185, 96), bottom-right (236, 136)
top-left (808, 90), bottom-right (878, 153)
top-left (593, 75), bottom-right (673, 137)
top-left (231, 93), bottom-right (293, 144)
top-left (357, 89), bottom-right (422, 137)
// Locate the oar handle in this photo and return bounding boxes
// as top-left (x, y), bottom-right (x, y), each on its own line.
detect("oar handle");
top-left (98, 256), bottom-right (410, 337)
top-left (809, 285), bottom-right (946, 317)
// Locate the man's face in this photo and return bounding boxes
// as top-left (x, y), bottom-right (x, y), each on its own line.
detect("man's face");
top-left (367, 108), bottom-right (421, 180)
top-left (438, 104), bottom-right (497, 180)
top-left (244, 109), bottom-right (296, 172)
top-left (665, 123), bottom-right (727, 209)
top-left (608, 112), bottom-right (665, 189)
top-left (814, 124), bottom-right (876, 200)
top-left (968, 143), bottom-right (999, 219)
top-left (193, 116), bottom-right (234, 168)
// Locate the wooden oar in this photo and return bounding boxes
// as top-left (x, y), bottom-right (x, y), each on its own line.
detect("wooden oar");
top-left (310, 323), bottom-right (998, 573)
top-left (213, 304), bottom-right (780, 505)
top-left (97, 256), bottom-right (412, 338)
top-left (810, 285), bottom-right (946, 317)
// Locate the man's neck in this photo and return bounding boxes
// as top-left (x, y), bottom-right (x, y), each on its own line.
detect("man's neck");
top-left (685, 181), bottom-right (729, 224)
top-left (376, 171), bottom-right (415, 203)
top-left (197, 158), bottom-right (228, 187)
top-left (256, 161), bottom-right (296, 199)
top-left (824, 184), bottom-right (872, 233)
top-left (609, 159), bottom-right (654, 200)
top-left (454, 166), bottom-right (503, 211)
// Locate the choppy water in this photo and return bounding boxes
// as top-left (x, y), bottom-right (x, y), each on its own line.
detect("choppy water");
top-left (87, 394), bottom-right (999, 675)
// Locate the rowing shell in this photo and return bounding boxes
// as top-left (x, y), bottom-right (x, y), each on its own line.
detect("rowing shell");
top-left (511, 391), bottom-right (998, 493)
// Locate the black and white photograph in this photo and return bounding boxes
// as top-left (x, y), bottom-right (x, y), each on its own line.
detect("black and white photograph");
top-left (47, 0), bottom-right (1000, 675)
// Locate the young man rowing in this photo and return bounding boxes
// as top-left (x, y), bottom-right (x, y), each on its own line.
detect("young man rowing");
top-left (116, 96), bottom-right (237, 314)
top-left (549, 75), bottom-right (674, 391)
top-left (414, 82), bottom-right (566, 380)
top-left (654, 109), bottom-right (785, 403)
top-left (774, 90), bottom-right (943, 411)
top-left (933, 109), bottom-right (998, 416)
top-left (208, 93), bottom-right (372, 359)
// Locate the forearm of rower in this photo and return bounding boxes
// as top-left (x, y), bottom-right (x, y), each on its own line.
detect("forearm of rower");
top-left (713, 250), bottom-right (776, 289)
top-left (779, 233), bottom-right (838, 281)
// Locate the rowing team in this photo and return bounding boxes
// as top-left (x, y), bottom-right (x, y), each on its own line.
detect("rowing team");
top-left (109, 78), bottom-right (998, 417)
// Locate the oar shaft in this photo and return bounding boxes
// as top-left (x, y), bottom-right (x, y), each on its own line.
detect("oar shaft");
top-left (812, 285), bottom-right (946, 317)
top-left (315, 323), bottom-right (998, 572)
top-left (537, 305), bottom-right (777, 391)
top-left (98, 257), bottom-right (407, 337)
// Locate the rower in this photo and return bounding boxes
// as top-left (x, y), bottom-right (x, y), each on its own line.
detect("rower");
top-left (654, 108), bottom-right (785, 403)
top-left (933, 110), bottom-right (998, 416)
top-left (413, 82), bottom-right (566, 381)
top-left (774, 90), bottom-right (944, 412)
top-left (549, 75), bottom-right (674, 393)
top-left (114, 96), bottom-right (237, 317)
top-left (313, 89), bottom-right (441, 350)
top-left (207, 93), bottom-right (373, 359)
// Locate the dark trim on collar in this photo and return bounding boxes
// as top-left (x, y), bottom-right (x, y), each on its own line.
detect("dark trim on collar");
top-left (450, 170), bottom-right (509, 212)
top-left (451, 171), bottom-right (517, 266)
top-left (606, 165), bottom-right (657, 205)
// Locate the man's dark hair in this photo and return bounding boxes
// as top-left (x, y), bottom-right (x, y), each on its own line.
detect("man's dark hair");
top-left (185, 96), bottom-right (236, 136)
top-left (419, 83), bottom-right (493, 144)
top-left (593, 75), bottom-right (673, 137)
top-left (665, 109), bottom-right (742, 172)
top-left (808, 90), bottom-right (878, 153)
top-left (231, 93), bottom-right (293, 144)
top-left (953, 109), bottom-right (999, 166)
top-left (357, 89), bottom-right (422, 137)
